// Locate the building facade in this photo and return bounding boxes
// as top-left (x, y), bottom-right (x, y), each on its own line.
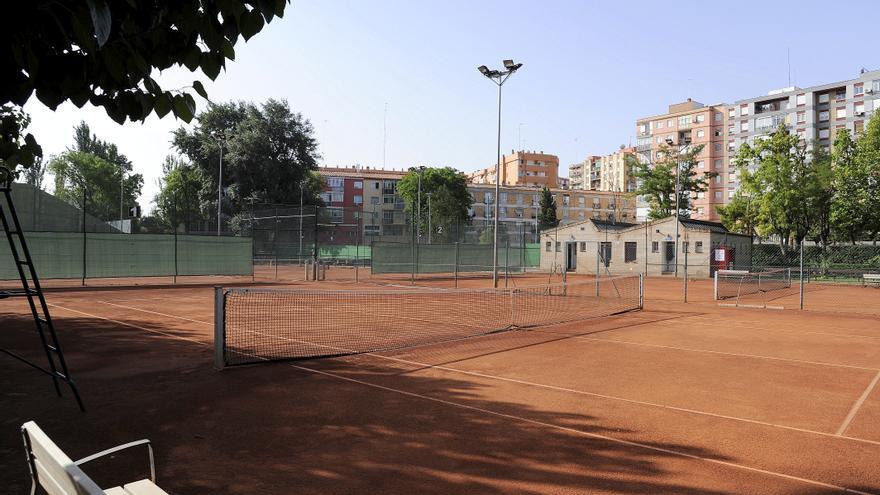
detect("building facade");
top-left (318, 166), bottom-right (409, 239)
top-left (635, 99), bottom-right (729, 222)
top-left (727, 69), bottom-right (880, 196)
top-left (598, 146), bottom-right (637, 193)
top-left (467, 151), bottom-right (559, 188)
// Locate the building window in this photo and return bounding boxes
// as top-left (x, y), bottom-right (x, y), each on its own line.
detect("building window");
top-left (374, 181), bottom-right (380, 189)
top-left (714, 143), bottom-right (722, 152)
top-left (320, 192), bottom-right (331, 203)
top-left (818, 94), bottom-right (829, 104)
top-left (855, 84), bottom-right (864, 96)
top-left (714, 128), bottom-right (722, 137)
top-left (797, 112), bottom-right (806, 123)
top-left (656, 120), bottom-right (664, 129)
top-left (714, 113), bottom-right (722, 122)
top-left (695, 114), bottom-right (705, 123)
top-left (580, 241), bottom-right (586, 252)
top-left (353, 195), bottom-right (363, 205)
top-left (695, 241), bottom-right (703, 253)
top-left (545, 241), bottom-right (551, 252)
top-left (714, 191), bottom-right (722, 199)
top-left (555, 242), bottom-right (561, 253)
top-left (819, 129), bottom-right (830, 139)
top-left (855, 102), bottom-right (865, 115)
top-left (599, 242), bottom-right (612, 266)
top-left (796, 94), bottom-right (806, 106)
top-left (651, 241), bottom-right (659, 253)
top-left (330, 191), bottom-right (344, 202)
top-left (327, 177), bottom-right (344, 188)
top-left (740, 105), bottom-right (749, 116)
top-left (714, 174), bottom-right (722, 184)
top-left (835, 90), bottom-right (846, 101)
top-left (624, 242), bottom-right (637, 262)
top-left (855, 120), bottom-right (865, 133)
top-left (728, 108), bottom-right (735, 118)
top-left (837, 107), bottom-right (847, 119)
top-left (819, 110), bottom-right (830, 122)
top-left (383, 210), bottom-right (394, 223)
top-left (697, 160), bottom-right (705, 169)
top-left (740, 121), bottom-right (749, 132)
top-left (714, 159), bottom-right (722, 168)
top-left (696, 129), bottom-right (705, 138)
top-left (370, 196), bottom-right (380, 205)
top-left (354, 181), bottom-right (363, 189)
top-left (697, 191), bottom-right (705, 199)
top-left (667, 119), bottom-right (673, 127)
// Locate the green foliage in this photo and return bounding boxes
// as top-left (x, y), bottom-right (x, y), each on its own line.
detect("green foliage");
top-left (18, 155), bottom-right (47, 189)
top-left (397, 167), bottom-right (472, 242)
top-left (629, 144), bottom-right (713, 220)
top-left (538, 187), bottom-right (558, 230)
top-left (49, 150), bottom-right (143, 221)
top-left (830, 129), bottom-right (866, 244)
top-left (0, 105), bottom-right (42, 171)
top-left (154, 155), bottom-right (204, 230)
top-left (716, 190), bottom-right (758, 236)
top-left (172, 99), bottom-right (323, 220)
top-left (1, 1), bottom-right (289, 167)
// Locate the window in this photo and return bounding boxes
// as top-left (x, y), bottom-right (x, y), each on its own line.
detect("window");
top-left (320, 192), bottom-right (331, 203)
top-left (382, 210), bottom-right (394, 223)
top-left (353, 195), bottom-right (363, 205)
top-left (330, 191), bottom-right (344, 202)
top-left (796, 94), bottom-right (806, 106)
top-left (797, 112), bottom-right (806, 123)
top-left (714, 143), bottom-right (722, 152)
top-left (370, 196), bottom-right (380, 205)
top-left (697, 160), bottom-right (705, 169)
top-left (714, 191), bottom-right (722, 199)
top-left (695, 114), bottom-right (705, 123)
top-left (696, 207), bottom-right (705, 215)
top-left (695, 241), bottom-right (703, 253)
top-left (714, 113), bottom-right (722, 122)
top-left (835, 90), bottom-right (846, 101)
top-left (714, 128), bottom-right (722, 137)
top-left (855, 84), bottom-right (864, 96)
top-left (855, 102), bottom-right (865, 114)
top-left (545, 241), bottom-right (552, 252)
top-left (599, 242), bottom-right (612, 266)
top-left (374, 181), bottom-right (380, 189)
top-left (678, 115), bottom-right (692, 127)
top-left (562, 195), bottom-right (570, 205)
top-left (555, 242), bottom-right (561, 253)
top-left (696, 129), bottom-right (705, 138)
top-left (837, 107), bottom-right (847, 119)
top-left (819, 129), bottom-right (830, 139)
top-left (797, 128), bottom-right (806, 140)
top-left (697, 191), bottom-right (705, 199)
top-left (740, 121), bottom-right (749, 132)
top-left (755, 116), bottom-right (772, 130)
top-left (855, 120), bottom-right (865, 133)
top-left (364, 225), bottom-right (380, 236)
top-left (714, 175), bottom-right (722, 184)
top-left (667, 119), bottom-right (673, 127)
top-left (818, 93), bottom-right (829, 103)
top-left (354, 181), bottom-right (363, 189)
top-left (656, 120), bottom-right (664, 129)
top-left (656, 136), bottom-right (664, 144)
top-left (740, 105), bottom-right (749, 116)
top-left (714, 159), bottom-right (722, 168)
top-left (728, 108), bottom-right (735, 118)
top-left (651, 241), bottom-right (659, 253)
top-left (327, 177), bottom-right (344, 188)
top-left (625, 242), bottom-right (637, 263)
top-left (819, 110), bottom-right (830, 122)
top-left (580, 242), bottom-right (586, 252)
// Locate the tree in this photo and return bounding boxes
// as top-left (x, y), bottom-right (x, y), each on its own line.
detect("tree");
top-left (71, 122), bottom-right (132, 172)
top-left (856, 113), bottom-right (880, 241)
top-left (727, 124), bottom-right (815, 252)
top-left (18, 155), bottom-right (46, 189)
top-left (830, 129), bottom-right (866, 244)
top-left (397, 167), bottom-right (472, 242)
top-left (629, 144), bottom-right (714, 220)
top-left (0, 105), bottom-right (41, 173)
top-left (1, 1), bottom-right (290, 168)
top-left (807, 144), bottom-right (834, 251)
top-left (716, 190), bottom-right (759, 237)
top-left (49, 151), bottom-right (143, 221)
top-left (154, 155), bottom-right (204, 230)
top-left (172, 99), bottom-right (322, 223)
top-left (538, 187), bottom-right (558, 230)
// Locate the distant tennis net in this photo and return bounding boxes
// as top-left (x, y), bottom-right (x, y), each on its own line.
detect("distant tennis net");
top-left (214, 275), bottom-right (642, 367)
top-left (714, 268), bottom-right (792, 300)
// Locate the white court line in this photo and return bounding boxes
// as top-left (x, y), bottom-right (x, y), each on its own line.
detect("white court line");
top-left (78, 299), bottom-right (880, 448)
top-left (40, 302), bottom-right (880, 492)
top-left (95, 300), bottom-right (213, 326)
top-left (836, 370), bottom-right (880, 436)
top-left (661, 316), bottom-right (880, 342)
top-left (48, 303), bottom-right (208, 346)
top-left (290, 361), bottom-right (878, 495)
top-left (569, 336), bottom-right (880, 372)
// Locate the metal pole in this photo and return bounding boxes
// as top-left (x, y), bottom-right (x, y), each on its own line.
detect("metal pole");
top-left (417, 172), bottom-right (422, 244)
top-left (683, 245), bottom-right (688, 303)
top-left (274, 207), bottom-right (279, 280)
top-left (505, 238), bottom-right (510, 288)
top-left (356, 205), bottom-right (361, 283)
top-left (213, 286), bottom-right (225, 369)
top-left (81, 187), bottom-right (86, 286)
top-left (299, 182), bottom-right (304, 264)
top-left (673, 158), bottom-right (680, 277)
top-left (217, 141), bottom-right (223, 237)
top-left (492, 82), bottom-right (502, 288)
top-left (427, 193), bottom-right (432, 244)
top-left (799, 240), bottom-right (804, 310)
top-left (595, 242), bottom-right (600, 297)
top-left (119, 170), bottom-right (124, 224)
top-left (454, 241), bottom-right (459, 288)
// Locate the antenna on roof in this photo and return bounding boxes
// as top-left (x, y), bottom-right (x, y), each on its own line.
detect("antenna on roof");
top-left (787, 47), bottom-right (791, 87)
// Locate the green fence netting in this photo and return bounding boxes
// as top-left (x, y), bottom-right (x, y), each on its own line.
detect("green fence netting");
top-left (1, 232), bottom-right (253, 280)
top-left (371, 241), bottom-right (540, 274)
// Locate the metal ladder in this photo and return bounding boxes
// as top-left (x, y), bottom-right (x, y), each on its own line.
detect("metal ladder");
top-left (0, 167), bottom-right (85, 411)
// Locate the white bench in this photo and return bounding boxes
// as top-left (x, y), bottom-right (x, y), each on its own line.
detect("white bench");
top-left (864, 274), bottom-right (880, 287)
top-left (21, 421), bottom-right (169, 495)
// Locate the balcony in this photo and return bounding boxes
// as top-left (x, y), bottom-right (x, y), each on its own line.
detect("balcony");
top-left (636, 143), bottom-right (652, 152)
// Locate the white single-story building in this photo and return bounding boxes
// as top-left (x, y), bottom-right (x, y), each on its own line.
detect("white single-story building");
top-left (539, 217), bottom-right (752, 278)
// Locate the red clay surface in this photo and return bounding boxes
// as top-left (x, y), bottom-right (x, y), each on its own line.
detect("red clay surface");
top-left (2, 276), bottom-right (879, 494)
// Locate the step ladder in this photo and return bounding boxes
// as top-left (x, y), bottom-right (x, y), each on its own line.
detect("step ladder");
top-left (0, 167), bottom-right (85, 411)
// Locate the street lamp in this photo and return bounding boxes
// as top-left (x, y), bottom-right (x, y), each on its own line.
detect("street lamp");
top-left (665, 137), bottom-right (689, 276)
top-left (478, 59), bottom-right (523, 287)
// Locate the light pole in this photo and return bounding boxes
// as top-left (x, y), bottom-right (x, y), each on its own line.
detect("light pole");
top-left (426, 192), bottom-right (432, 244)
top-left (665, 137), bottom-right (688, 277)
top-left (212, 131), bottom-right (227, 236)
top-left (119, 168), bottom-right (125, 225)
top-left (478, 59), bottom-right (523, 288)
top-left (299, 179), bottom-right (305, 262)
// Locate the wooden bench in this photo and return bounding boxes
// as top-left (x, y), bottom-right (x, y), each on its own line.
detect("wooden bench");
top-left (21, 421), bottom-right (169, 495)
top-left (864, 274), bottom-right (880, 287)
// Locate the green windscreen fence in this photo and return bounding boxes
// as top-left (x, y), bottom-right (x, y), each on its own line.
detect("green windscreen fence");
top-left (371, 242), bottom-right (540, 274)
top-left (0, 232), bottom-right (253, 280)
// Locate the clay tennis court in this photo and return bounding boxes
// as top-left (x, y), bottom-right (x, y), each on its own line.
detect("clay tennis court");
top-left (2, 276), bottom-right (879, 494)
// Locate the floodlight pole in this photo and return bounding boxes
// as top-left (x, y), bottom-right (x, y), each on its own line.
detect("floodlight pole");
top-left (214, 134), bottom-right (226, 237)
top-left (479, 60), bottom-right (522, 288)
top-left (119, 169), bottom-right (124, 224)
top-left (299, 180), bottom-right (305, 262)
top-left (427, 192), bottom-right (432, 244)
top-left (667, 138), bottom-right (687, 277)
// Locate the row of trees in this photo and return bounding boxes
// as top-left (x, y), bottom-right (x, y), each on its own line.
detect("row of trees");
top-left (719, 115), bottom-right (880, 251)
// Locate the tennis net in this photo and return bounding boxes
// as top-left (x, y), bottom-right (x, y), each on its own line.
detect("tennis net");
top-left (714, 268), bottom-right (792, 300)
top-left (214, 275), bottom-right (642, 367)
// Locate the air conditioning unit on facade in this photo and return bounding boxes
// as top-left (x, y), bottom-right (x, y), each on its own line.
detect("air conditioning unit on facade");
top-left (865, 88), bottom-right (874, 94)
top-left (856, 112), bottom-right (865, 117)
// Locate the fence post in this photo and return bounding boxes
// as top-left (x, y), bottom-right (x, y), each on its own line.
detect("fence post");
top-left (213, 286), bottom-right (225, 370)
top-left (173, 224), bottom-right (178, 284)
top-left (81, 188), bottom-right (87, 286)
top-left (273, 207), bottom-right (279, 280)
top-left (313, 206), bottom-right (319, 281)
top-left (505, 239), bottom-right (510, 288)
top-left (454, 241), bottom-right (459, 288)
top-left (639, 272), bottom-right (644, 309)
top-left (595, 242), bottom-right (600, 297)
top-left (799, 241), bottom-right (804, 310)
top-left (683, 247), bottom-right (688, 303)
top-left (355, 207), bottom-right (361, 284)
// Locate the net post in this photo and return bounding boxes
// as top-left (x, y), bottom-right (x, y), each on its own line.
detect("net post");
top-left (799, 242), bottom-right (804, 310)
top-left (639, 272), bottom-right (644, 309)
top-left (713, 270), bottom-right (719, 300)
top-left (454, 241), bottom-right (459, 288)
top-left (273, 207), bottom-right (279, 280)
top-left (595, 242), bottom-right (600, 297)
top-left (213, 286), bottom-right (225, 370)
top-left (505, 238), bottom-right (510, 288)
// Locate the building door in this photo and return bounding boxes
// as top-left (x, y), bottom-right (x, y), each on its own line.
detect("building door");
top-left (599, 242), bottom-right (611, 268)
top-left (566, 242), bottom-right (577, 272)
top-left (663, 241), bottom-right (675, 273)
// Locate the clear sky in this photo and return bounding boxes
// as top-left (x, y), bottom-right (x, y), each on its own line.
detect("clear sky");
top-left (23, 0), bottom-right (880, 211)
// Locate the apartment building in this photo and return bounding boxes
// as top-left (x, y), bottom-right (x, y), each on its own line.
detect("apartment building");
top-left (635, 99), bottom-right (728, 221)
top-left (467, 184), bottom-right (636, 230)
top-left (727, 69), bottom-right (880, 197)
top-left (318, 166), bottom-right (408, 238)
top-left (567, 156), bottom-right (600, 191)
top-left (599, 146), bottom-right (638, 193)
top-left (467, 150), bottom-right (559, 188)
